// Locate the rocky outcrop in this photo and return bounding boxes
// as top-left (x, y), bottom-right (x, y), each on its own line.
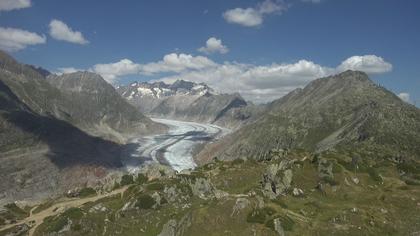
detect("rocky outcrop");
top-left (261, 160), bottom-right (294, 199)
top-left (158, 212), bottom-right (192, 236)
top-left (273, 218), bottom-right (286, 236)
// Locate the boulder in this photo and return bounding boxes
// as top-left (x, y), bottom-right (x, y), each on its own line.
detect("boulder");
top-left (231, 198), bottom-right (250, 217)
top-left (262, 161), bottom-right (293, 199)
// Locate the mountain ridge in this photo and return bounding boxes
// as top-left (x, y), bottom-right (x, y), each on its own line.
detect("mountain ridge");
top-left (117, 79), bottom-right (264, 128)
top-left (197, 70), bottom-right (420, 164)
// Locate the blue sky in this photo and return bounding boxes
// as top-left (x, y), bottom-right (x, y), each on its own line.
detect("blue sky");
top-left (0, 0), bottom-right (419, 104)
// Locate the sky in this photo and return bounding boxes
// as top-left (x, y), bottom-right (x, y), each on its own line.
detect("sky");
top-left (0, 0), bottom-right (419, 104)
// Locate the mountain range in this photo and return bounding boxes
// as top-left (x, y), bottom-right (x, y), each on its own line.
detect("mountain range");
top-left (117, 80), bottom-right (264, 128)
top-left (198, 71), bottom-right (420, 165)
top-left (0, 50), bottom-right (165, 203)
top-left (1, 51), bottom-right (420, 236)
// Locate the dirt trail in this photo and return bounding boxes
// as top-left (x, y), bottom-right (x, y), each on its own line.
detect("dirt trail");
top-left (0, 186), bottom-right (128, 236)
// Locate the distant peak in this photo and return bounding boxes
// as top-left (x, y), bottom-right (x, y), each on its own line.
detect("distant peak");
top-left (337, 70), bottom-right (369, 79)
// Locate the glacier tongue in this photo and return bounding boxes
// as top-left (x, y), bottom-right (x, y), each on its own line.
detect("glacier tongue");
top-left (123, 118), bottom-right (229, 172)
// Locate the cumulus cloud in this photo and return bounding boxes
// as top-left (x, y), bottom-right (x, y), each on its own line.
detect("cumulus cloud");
top-left (198, 37), bottom-right (229, 54)
top-left (0, 0), bottom-right (30, 11)
top-left (0, 27), bottom-right (46, 51)
top-left (302, 0), bottom-right (322, 3)
top-left (89, 53), bottom-right (217, 83)
top-left (397, 92), bottom-right (410, 103)
top-left (223, 0), bottom-right (287, 27)
top-left (53, 67), bottom-right (82, 75)
top-left (92, 59), bottom-right (141, 82)
top-left (158, 60), bottom-right (333, 103)
top-left (49, 19), bottom-right (89, 45)
top-left (140, 53), bottom-right (217, 75)
top-left (337, 55), bottom-right (392, 74)
top-left (78, 54), bottom-right (392, 102)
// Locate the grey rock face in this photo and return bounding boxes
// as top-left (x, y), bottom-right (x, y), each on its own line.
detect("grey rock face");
top-left (231, 198), bottom-right (250, 217)
top-left (318, 158), bottom-right (334, 180)
top-left (262, 161), bottom-right (293, 199)
top-left (207, 70), bottom-right (420, 162)
top-left (158, 212), bottom-right (192, 236)
top-left (273, 218), bottom-right (286, 236)
top-left (0, 51), bottom-right (164, 203)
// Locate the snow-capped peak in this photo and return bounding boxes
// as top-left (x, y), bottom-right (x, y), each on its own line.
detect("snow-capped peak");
top-left (118, 80), bottom-right (215, 100)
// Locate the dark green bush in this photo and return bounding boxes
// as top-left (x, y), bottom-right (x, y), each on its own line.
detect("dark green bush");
top-left (78, 187), bottom-right (96, 197)
top-left (135, 194), bottom-right (156, 209)
top-left (63, 207), bottom-right (83, 220)
top-left (146, 182), bottom-right (164, 191)
top-left (322, 176), bottom-right (339, 186)
top-left (247, 209), bottom-right (267, 224)
top-left (44, 216), bottom-right (68, 233)
top-left (271, 199), bottom-right (288, 209)
top-left (231, 158), bottom-right (245, 165)
top-left (136, 173), bottom-right (148, 184)
top-left (4, 203), bottom-right (28, 218)
top-left (367, 167), bottom-right (382, 182)
top-left (71, 224), bottom-right (82, 231)
top-left (246, 207), bottom-right (277, 224)
top-left (120, 174), bottom-right (134, 186)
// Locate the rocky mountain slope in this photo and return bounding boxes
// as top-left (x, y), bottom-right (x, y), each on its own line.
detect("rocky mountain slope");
top-left (47, 72), bottom-right (165, 141)
top-left (2, 150), bottom-right (420, 235)
top-left (117, 80), bottom-right (264, 128)
top-left (198, 71), bottom-right (420, 164)
top-left (0, 51), bottom-right (164, 204)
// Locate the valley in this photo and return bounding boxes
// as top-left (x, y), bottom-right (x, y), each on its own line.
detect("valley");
top-left (123, 118), bottom-right (230, 172)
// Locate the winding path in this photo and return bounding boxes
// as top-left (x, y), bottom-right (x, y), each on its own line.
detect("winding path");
top-left (0, 186), bottom-right (128, 236)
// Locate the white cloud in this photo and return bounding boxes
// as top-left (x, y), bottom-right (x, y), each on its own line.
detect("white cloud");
top-left (49, 19), bottom-right (89, 45)
top-left (302, 0), bottom-right (322, 3)
top-left (0, 0), bottom-right (30, 11)
top-left (141, 53), bottom-right (217, 75)
top-left (157, 60), bottom-right (333, 103)
top-left (0, 27), bottom-right (46, 51)
top-left (198, 37), bottom-right (229, 54)
top-left (89, 53), bottom-right (217, 83)
top-left (92, 59), bottom-right (141, 83)
top-left (397, 92), bottom-right (410, 103)
top-left (337, 55), bottom-right (392, 74)
top-left (53, 67), bottom-right (81, 75)
top-left (75, 54), bottom-right (392, 102)
top-left (223, 0), bottom-right (287, 27)
top-left (223, 8), bottom-right (263, 27)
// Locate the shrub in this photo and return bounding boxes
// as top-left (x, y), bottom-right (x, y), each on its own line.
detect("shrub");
top-left (44, 216), bottom-right (68, 233)
top-left (79, 187), bottom-right (96, 197)
top-left (4, 203), bottom-right (28, 218)
top-left (135, 194), bottom-right (156, 209)
top-left (247, 209), bottom-right (267, 224)
top-left (120, 174), bottom-right (134, 186)
top-left (367, 167), bottom-right (382, 182)
top-left (136, 173), bottom-right (148, 184)
top-left (232, 158), bottom-right (245, 165)
top-left (63, 208), bottom-right (83, 220)
top-left (271, 199), bottom-right (288, 209)
top-left (246, 207), bottom-right (277, 224)
top-left (146, 182), bottom-right (164, 191)
top-left (71, 224), bottom-right (82, 231)
top-left (266, 215), bottom-right (295, 231)
top-left (322, 176), bottom-right (339, 186)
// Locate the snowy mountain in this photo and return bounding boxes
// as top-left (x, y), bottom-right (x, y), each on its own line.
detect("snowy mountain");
top-left (117, 80), bottom-right (263, 127)
top-left (119, 80), bottom-right (214, 101)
